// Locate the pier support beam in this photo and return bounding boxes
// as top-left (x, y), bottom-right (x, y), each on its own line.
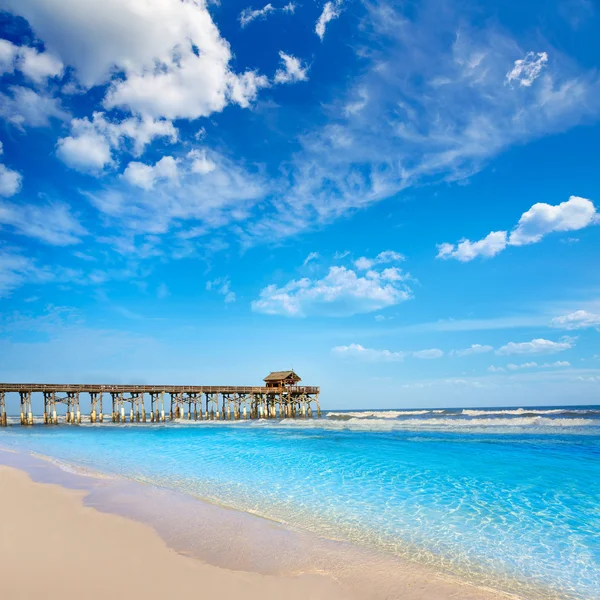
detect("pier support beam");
top-left (0, 391), bottom-right (6, 426)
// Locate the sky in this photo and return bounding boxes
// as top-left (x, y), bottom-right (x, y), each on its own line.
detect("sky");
top-left (0, 0), bottom-right (599, 409)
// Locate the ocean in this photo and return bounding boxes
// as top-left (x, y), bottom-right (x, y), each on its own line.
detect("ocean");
top-left (1, 405), bottom-right (599, 599)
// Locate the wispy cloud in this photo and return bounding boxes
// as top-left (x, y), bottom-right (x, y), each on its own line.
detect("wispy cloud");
top-left (240, 3), bottom-right (296, 28)
top-left (316, 0), bottom-right (343, 40)
top-left (332, 343), bottom-right (405, 361)
top-left (496, 337), bottom-right (575, 355)
top-left (206, 277), bottom-right (236, 303)
top-left (332, 344), bottom-right (443, 361)
top-left (505, 51), bottom-right (548, 87)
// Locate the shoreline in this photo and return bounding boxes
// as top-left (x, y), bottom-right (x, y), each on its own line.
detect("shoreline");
top-left (0, 447), bottom-right (519, 600)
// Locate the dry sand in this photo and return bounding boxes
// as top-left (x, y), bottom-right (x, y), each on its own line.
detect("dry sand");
top-left (0, 466), bottom-right (348, 600)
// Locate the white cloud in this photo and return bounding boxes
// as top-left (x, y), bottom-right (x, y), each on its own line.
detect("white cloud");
top-left (509, 196), bottom-right (598, 246)
top-left (487, 366), bottom-right (505, 373)
top-left (0, 164), bottom-right (22, 197)
top-left (316, 1), bottom-right (343, 40)
top-left (0, 249), bottom-right (53, 298)
top-left (454, 344), bottom-right (494, 357)
top-left (188, 149), bottom-right (216, 175)
top-left (17, 45), bottom-right (64, 83)
top-left (56, 112), bottom-right (177, 173)
top-left (354, 250), bottom-right (405, 270)
top-left (0, 39), bottom-right (63, 82)
top-left (496, 337), bottom-right (575, 355)
top-left (239, 4), bottom-right (276, 27)
top-left (413, 348), bottom-right (444, 359)
top-left (332, 343), bottom-right (406, 362)
top-left (542, 361), bottom-right (571, 368)
top-left (206, 277), bottom-right (236, 303)
top-left (4, 0), bottom-right (269, 121)
top-left (506, 51), bottom-right (548, 87)
top-left (0, 200), bottom-right (86, 245)
top-left (86, 147), bottom-right (268, 241)
top-left (57, 131), bottom-right (113, 172)
top-left (274, 52), bottom-right (308, 84)
top-left (551, 310), bottom-right (600, 331)
top-left (0, 39), bottom-right (17, 74)
top-left (123, 156), bottom-right (179, 190)
top-left (436, 231), bottom-right (507, 262)
top-left (0, 86), bottom-right (68, 129)
top-left (507, 362), bottom-right (538, 370)
top-left (245, 4), bottom-right (600, 247)
top-left (252, 264), bottom-right (412, 317)
top-left (438, 196), bottom-right (597, 261)
top-left (303, 252), bottom-right (320, 266)
top-left (283, 2), bottom-right (296, 13)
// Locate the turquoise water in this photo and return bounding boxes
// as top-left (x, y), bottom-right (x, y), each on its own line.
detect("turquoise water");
top-left (1, 406), bottom-right (599, 599)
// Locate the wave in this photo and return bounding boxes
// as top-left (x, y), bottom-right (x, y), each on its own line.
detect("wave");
top-left (267, 416), bottom-right (599, 432)
top-left (461, 408), bottom-right (600, 417)
top-left (327, 410), bottom-right (435, 420)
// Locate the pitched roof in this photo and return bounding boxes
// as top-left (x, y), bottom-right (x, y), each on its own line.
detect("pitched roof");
top-left (263, 370), bottom-right (301, 382)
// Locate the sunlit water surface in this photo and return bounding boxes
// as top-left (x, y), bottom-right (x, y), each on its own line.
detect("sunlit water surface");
top-left (1, 405), bottom-right (599, 599)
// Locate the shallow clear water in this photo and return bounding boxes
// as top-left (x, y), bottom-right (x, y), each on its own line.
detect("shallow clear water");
top-left (1, 405), bottom-right (599, 599)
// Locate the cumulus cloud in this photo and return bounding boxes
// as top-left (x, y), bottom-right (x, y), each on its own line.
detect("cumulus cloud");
top-left (4, 0), bottom-right (269, 120)
top-left (274, 52), bottom-right (308, 84)
top-left (123, 156), bottom-right (179, 190)
top-left (252, 264), bottom-right (412, 317)
top-left (332, 343), bottom-right (406, 362)
top-left (0, 39), bottom-right (63, 82)
top-left (0, 140), bottom-right (22, 198)
top-left (0, 200), bottom-right (86, 245)
top-left (437, 196), bottom-right (597, 261)
top-left (550, 310), bottom-right (600, 331)
top-left (354, 250), bottom-right (405, 270)
top-left (487, 366), bottom-right (505, 373)
top-left (436, 232), bottom-right (507, 262)
top-left (506, 52), bottom-right (548, 87)
top-left (316, 0), bottom-right (343, 40)
top-left (496, 337), bottom-right (575, 355)
top-left (453, 344), bottom-right (494, 357)
top-left (206, 277), bottom-right (236, 303)
top-left (17, 45), bottom-right (64, 83)
top-left (56, 112), bottom-right (177, 173)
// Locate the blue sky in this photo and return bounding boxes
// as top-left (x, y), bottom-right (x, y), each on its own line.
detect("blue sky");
top-left (0, 0), bottom-right (599, 409)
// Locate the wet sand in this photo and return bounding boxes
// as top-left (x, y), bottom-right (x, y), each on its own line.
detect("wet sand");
top-left (0, 451), bottom-right (515, 600)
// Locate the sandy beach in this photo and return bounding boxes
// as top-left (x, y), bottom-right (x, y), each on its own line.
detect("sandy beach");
top-left (0, 466), bottom-right (348, 600)
top-left (0, 462), bottom-right (512, 600)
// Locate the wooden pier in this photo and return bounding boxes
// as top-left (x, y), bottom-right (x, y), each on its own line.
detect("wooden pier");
top-left (0, 371), bottom-right (320, 426)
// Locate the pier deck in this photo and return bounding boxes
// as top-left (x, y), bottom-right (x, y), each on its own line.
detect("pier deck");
top-left (0, 379), bottom-right (320, 426)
